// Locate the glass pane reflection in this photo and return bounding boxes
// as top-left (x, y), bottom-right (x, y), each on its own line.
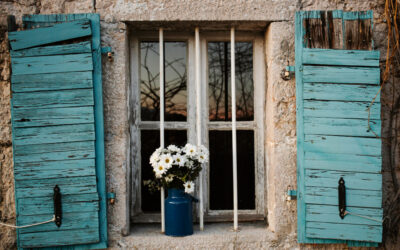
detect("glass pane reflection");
top-left (208, 42), bottom-right (254, 121)
top-left (140, 42), bottom-right (187, 121)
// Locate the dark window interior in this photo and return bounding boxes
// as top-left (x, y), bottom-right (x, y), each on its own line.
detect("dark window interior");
top-left (209, 130), bottom-right (255, 210)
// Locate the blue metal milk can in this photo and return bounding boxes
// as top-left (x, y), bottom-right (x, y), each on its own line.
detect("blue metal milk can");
top-left (165, 188), bottom-right (194, 236)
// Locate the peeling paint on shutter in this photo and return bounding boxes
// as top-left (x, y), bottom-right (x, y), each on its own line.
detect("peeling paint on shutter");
top-left (296, 11), bottom-right (382, 247)
top-left (9, 14), bottom-right (107, 249)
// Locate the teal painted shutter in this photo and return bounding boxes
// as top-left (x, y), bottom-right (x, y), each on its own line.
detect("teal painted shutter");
top-left (8, 14), bottom-right (107, 249)
top-left (296, 11), bottom-right (382, 246)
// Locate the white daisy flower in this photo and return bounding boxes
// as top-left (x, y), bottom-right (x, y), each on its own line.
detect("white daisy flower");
top-left (154, 163), bottom-right (167, 178)
top-left (165, 175), bottom-right (174, 183)
top-left (184, 144), bottom-right (197, 157)
top-left (184, 181), bottom-right (195, 193)
top-left (149, 147), bottom-right (162, 167)
top-left (197, 152), bottom-right (208, 163)
top-left (199, 145), bottom-right (209, 155)
top-left (173, 154), bottom-right (186, 167)
top-left (160, 154), bottom-right (173, 169)
top-left (167, 144), bottom-right (181, 153)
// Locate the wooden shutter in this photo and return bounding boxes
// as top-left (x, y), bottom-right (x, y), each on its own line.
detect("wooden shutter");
top-left (8, 14), bottom-right (107, 249)
top-left (295, 11), bottom-right (382, 246)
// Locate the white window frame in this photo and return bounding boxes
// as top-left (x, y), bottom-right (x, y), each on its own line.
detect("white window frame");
top-left (129, 30), bottom-right (266, 223)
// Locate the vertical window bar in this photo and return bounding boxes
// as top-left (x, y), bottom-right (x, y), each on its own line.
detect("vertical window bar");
top-left (195, 27), bottom-right (204, 230)
top-left (231, 27), bottom-right (238, 230)
top-left (159, 28), bottom-right (165, 233)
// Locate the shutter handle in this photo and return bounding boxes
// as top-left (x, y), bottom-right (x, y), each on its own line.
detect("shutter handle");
top-left (53, 185), bottom-right (62, 227)
top-left (338, 177), bottom-right (346, 219)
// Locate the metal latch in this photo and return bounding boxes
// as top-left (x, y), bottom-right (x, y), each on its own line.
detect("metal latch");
top-left (287, 190), bottom-right (297, 201)
top-left (338, 177), bottom-right (346, 219)
top-left (53, 185), bottom-right (62, 227)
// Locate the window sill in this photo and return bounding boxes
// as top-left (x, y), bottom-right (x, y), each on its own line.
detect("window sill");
top-left (117, 222), bottom-right (279, 249)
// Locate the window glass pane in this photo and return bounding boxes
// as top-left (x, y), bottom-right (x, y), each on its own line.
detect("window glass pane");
top-left (141, 130), bottom-right (187, 212)
top-left (208, 42), bottom-right (254, 121)
top-left (140, 42), bottom-right (187, 121)
top-left (209, 130), bottom-right (255, 210)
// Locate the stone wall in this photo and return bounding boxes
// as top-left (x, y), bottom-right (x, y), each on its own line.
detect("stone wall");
top-left (0, 0), bottom-right (398, 249)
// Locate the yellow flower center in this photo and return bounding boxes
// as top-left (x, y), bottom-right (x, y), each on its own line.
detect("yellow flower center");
top-left (187, 184), bottom-right (191, 188)
top-left (177, 158), bottom-right (180, 162)
top-left (190, 149), bottom-right (194, 153)
top-left (159, 166), bottom-right (163, 170)
top-left (165, 159), bottom-right (170, 163)
top-left (200, 156), bottom-right (204, 159)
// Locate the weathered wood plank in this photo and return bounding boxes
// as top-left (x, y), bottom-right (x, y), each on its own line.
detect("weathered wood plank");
top-left (304, 82), bottom-right (380, 102)
top-left (306, 205), bottom-right (382, 226)
top-left (15, 175), bottom-right (96, 189)
top-left (304, 100), bottom-right (380, 119)
top-left (303, 48), bottom-right (379, 67)
top-left (14, 141), bottom-right (95, 163)
top-left (345, 19), bottom-right (372, 50)
top-left (19, 211), bottom-right (98, 234)
top-left (13, 106), bottom-right (94, 127)
top-left (13, 88), bottom-right (94, 109)
top-left (304, 135), bottom-right (381, 156)
top-left (305, 187), bottom-right (381, 208)
top-left (12, 71), bottom-right (93, 92)
top-left (11, 53), bottom-right (93, 75)
top-left (304, 151), bottom-right (381, 173)
top-left (15, 175), bottom-right (97, 199)
top-left (13, 124), bottom-right (95, 146)
top-left (19, 227), bottom-right (99, 248)
top-left (10, 41), bottom-right (92, 58)
top-left (306, 222), bottom-right (381, 242)
top-left (304, 117), bottom-right (381, 137)
top-left (14, 158), bottom-right (96, 181)
top-left (8, 19), bottom-right (91, 50)
top-left (303, 66), bottom-right (380, 84)
top-left (17, 193), bottom-right (99, 216)
top-left (305, 169), bottom-right (382, 191)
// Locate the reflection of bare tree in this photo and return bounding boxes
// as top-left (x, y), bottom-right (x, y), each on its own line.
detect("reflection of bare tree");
top-left (141, 42), bottom-right (187, 121)
top-left (208, 42), bottom-right (254, 121)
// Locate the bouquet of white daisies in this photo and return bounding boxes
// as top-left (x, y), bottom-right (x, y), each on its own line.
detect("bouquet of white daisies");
top-left (144, 144), bottom-right (209, 194)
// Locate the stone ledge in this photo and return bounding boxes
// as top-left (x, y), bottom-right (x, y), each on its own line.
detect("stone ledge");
top-left (113, 222), bottom-right (296, 249)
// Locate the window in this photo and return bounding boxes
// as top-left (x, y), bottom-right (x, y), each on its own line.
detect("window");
top-left (130, 31), bottom-right (265, 223)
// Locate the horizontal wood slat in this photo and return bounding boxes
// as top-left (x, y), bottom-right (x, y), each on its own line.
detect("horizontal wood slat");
top-left (306, 204), bottom-right (382, 225)
top-left (13, 124), bottom-right (95, 146)
top-left (304, 100), bottom-right (380, 119)
top-left (306, 222), bottom-right (382, 242)
top-left (303, 66), bottom-right (380, 84)
top-left (304, 151), bottom-right (381, 173)
top-left (12, 71), bottom-right (93, 93)
top-left (305, 169), bottom-right (382, 191)
top-left (11, 53), bottom-right (93, 75)
top-left (10, 41), bottom-right (92, 58)
top-left (8, 19), bottom-right (92, 50)
top-left (304, 117), bottom-right (381, 137)
top-left (303, 82), bottom-right (380, 102)
top-left (17, 193), bottom-right (99, 216)
top-left (14, 158), bottom-right (96, 181)
top-left (13, 88), bottom-right (94, 109)
top-left (303, 48), bottom-right (380, 67)
top-left (16, 177), bottom-right (97, 199)
top-left (19, 227), bottom-right (99, 248)
top-left (305, 187), bottom-right (382, 208)
top-left (13, 106), bottom-right (94, 128)
top-left (19, 211), bottom-right (99, 234)
top-left (304, 135), bottom-right (381, 156)
top-left (11, 71), bottom-right (93, 93)
top-left (14, 141), bottom-right (95, 163)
